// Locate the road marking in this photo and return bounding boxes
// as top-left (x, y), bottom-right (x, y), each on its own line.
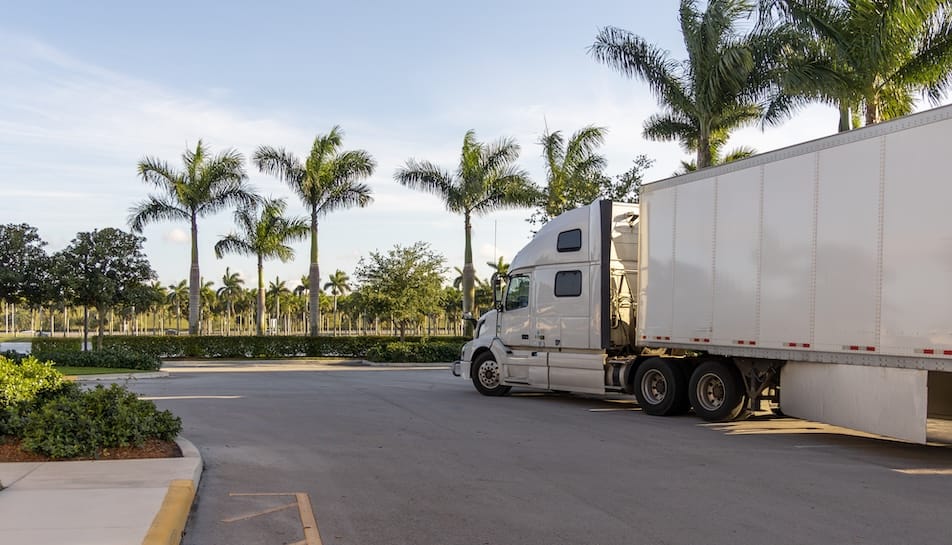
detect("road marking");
top-left (142, 395), bottom-right (243, 400)
top-left (297, 492), bottom-right (323, 545)
top-left (226, 492), bottom-right (323, 545)
top-left (893, 468), bottom-right (952, 475)
top-left (221, 501), bottom-right (298, 522)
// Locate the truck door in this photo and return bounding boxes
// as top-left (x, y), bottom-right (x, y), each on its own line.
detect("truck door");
top-left (497, 273), bottom-right (548, 388)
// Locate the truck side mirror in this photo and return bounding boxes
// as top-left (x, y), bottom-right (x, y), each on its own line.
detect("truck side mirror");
top-left (462, 311), bottom-right (478, 329)
top-left (492, 273), bottom-right (505, 304)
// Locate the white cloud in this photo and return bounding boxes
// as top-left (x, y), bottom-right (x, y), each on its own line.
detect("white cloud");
top-left (162, 228), bottom-right (189, 244)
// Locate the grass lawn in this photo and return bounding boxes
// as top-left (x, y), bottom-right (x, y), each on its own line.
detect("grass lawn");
top-left (55, 367), bottom-right (152, 376)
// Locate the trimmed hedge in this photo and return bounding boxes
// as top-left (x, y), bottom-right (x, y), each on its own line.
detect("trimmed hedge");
top-left (365, 341), bottom-right (463, 363)
top-left (32, 335), bottom-right (468, 361)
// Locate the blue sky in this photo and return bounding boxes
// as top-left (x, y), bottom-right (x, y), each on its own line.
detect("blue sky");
top-left (1, 1), bottom-right (863, 290)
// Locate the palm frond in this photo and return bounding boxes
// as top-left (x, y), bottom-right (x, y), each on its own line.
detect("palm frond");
top-left (128, 197), bottom-right (190, 233)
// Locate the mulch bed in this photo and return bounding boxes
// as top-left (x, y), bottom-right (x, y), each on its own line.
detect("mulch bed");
top-left (0, 437), bottom-right (181, 462)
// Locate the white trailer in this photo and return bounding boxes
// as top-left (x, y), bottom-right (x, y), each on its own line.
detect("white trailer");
top-left (454, 104), bottom-right (952, 444)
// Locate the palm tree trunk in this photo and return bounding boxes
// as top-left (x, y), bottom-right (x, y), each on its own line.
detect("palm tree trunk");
top-left (462, 211), bottom-right (475, 336)
top-left (188, 214), bottom-right (200, 335)
top-left (697, 130), bottom-right (713, 170)
top-left (256, 256), bottom-right (265, 336)
top-left (838, 102), bottom-right (852, 132)
top-left (309, 210), bottom-right (321, 337)
top-left (82, 305), bottom-right (89, 351)
top-left (865, 97), bottom-right (881, 126)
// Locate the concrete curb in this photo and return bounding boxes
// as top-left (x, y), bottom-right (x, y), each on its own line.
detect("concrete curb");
top-left (140, 437), bottom-right (203, 545)
top-left (73, 371), bottom-right (171, 382)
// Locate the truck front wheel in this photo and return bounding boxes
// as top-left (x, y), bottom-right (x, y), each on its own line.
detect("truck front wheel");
top-left (472, 352), bottom-right (512, 397)
top-left (633, 357), bottom-right (689, 416)
top-left (689, 360), bottom-right (747, 421)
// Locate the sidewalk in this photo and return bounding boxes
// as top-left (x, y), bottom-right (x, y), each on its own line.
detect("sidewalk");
top-left (0, 437), bottom-right (203, 545)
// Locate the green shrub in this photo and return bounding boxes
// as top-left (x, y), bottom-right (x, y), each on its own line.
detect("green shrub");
top-left (41, 348), bottom-right (161, 371)
top-left (20, 384), bottom-right (182, 459)
top-left (0, 356), bottom-right (70, 407)
top-left (21, 393), bottom-right (98, 458)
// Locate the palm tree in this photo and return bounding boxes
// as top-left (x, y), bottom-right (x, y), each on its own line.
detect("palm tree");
top-left (537, 126), bottom-right (607, 222)
top-left (760, 0), bottom-right (952, 131)
top-left (323, 269), bottom-right (351, 335)
top-left (395, 130), bottom-right (537, 332)
top-left (590, 0), bottom-right (789, 169)
top-left (199, 278), bottom-right (216, 334)
top-left (217, 267), bottom-right (244, 335)
top-left (676, 145), bottom-right (757, 174)
top-left (486, 256), bottom-right (510, 278)
top-left (129, 141), bottom-right (256, 334)
top-left (253, 126), bottom-right (375, 337)
top-left (167, 280), bottom-right (188, 333)
top-left (267, 277), bottom-right (290, 331)
top-left (148, 281), bottom-right (168, 333)
top-left (214, 198), bottom-right (308, 336)
top-left (294, 275), bottom-right (310, 334)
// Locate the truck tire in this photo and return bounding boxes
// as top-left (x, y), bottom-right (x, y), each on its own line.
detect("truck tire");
top-left (689, 360), bottom-right (747, 421)
top-left (471, 352), bottom-right (511, 397)
top-left (633, 357), bottom-right (689, 416)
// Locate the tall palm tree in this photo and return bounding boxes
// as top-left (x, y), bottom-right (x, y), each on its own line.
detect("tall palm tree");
top-left (214, 198), bottom-right (308, 336)
top-left (217, 267), bottom-right (244, 335)
top-left (538, 126), bottom-right (607, 222)
top-left (395, 130), bottom-right (537, 332)
top-left (323, 269), bottom-right (351, 335)
top-left (253, 126), bottom-right (375, 337)
top-left (267, 277), bottom-right (290, 330)
top-left (590, 0), bottom-right (789, 168)
top-left (760, 0), bottom-right (952, 131)
top-left (129, 141), bottom-right (256, 334)
top-left (167, 280), bottom-right (188, 333)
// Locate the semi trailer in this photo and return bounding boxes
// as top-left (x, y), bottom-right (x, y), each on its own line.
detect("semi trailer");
top-left (453, 104), bottom-right (952, 444)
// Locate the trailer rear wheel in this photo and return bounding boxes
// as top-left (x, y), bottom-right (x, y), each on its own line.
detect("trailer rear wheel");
top-left (472, 352), bottom-right (511, 397)
top-left (633, 358), bottom-right (689, 416)
top-left (689, 361), bottom-right (747, 421)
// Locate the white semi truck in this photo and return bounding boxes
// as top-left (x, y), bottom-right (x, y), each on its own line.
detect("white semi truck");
top-left (453, 104), bottom-right (952, 444)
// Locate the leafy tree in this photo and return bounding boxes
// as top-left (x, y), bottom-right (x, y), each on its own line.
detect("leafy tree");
top-left (129, 140), bottom-right (256, 335)
top-left (599, 156), bottom-right (654, 202)
top-left (395, 130), bottom-right (537, 333)
top-left (56, 228), bottom-right (155, 350)
top-left (590, 0), bottom-right (789, 168)
top-left (253, 126), bottom-right (375, 337)
top-left (354, 242), bottom-right (447, 340)
top-left (214, 198), bottom-right (308, 335)
top-left (760, 0), bottom-right (952, 130)
top-left (532, 126), bottom-right (608, 225)
top-left (0, 224), bottom-right (49, 311)
top-left (217, 267), bottom-right (244, 335)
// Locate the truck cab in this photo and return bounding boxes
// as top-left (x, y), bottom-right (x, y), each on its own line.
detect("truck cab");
top-left (456, 201), bottom-right (640, 396)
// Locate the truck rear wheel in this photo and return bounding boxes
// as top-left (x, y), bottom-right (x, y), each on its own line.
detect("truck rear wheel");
top-left (633, 357), bottom-right (689, 416)
top-left (689, 360), bottom-right (747, 421)
top-left (472, 352), bottom-right (511, 397)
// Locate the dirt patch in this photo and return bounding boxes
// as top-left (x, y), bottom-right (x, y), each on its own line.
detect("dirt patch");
top-left (0, 437), bottom-right (181, 462)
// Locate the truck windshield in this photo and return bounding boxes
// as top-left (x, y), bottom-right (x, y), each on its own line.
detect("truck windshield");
top-left (504, 275), bottom-right (530, 311)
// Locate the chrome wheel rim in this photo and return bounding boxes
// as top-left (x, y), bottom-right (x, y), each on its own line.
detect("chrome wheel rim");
top-left (641, 369), bottom-right (667, 405)
top-left (696, 373), bottom-right (726, 411)
top-left (477, 359), bottom-right (500, 389)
